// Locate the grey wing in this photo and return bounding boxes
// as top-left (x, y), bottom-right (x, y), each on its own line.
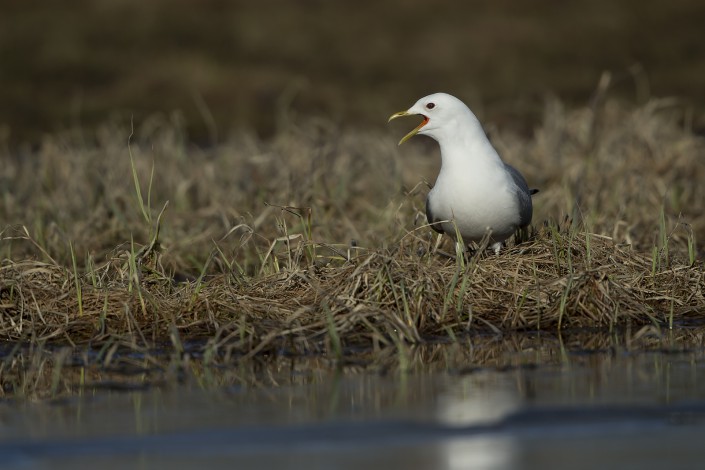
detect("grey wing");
top-left (504, 163), bottom-right (534, 227)
top-left (425, 194), bottom-right (444, 234)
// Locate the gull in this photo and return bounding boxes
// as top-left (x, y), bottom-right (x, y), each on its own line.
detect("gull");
top-left (389, 92), bottom-right (537, 254)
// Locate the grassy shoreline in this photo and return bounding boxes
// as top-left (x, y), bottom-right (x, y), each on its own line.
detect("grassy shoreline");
top-left (1, 326), bottom-right (704, 401)
top-left (1, 97), bottom-right (704, 355)
top-left (0, 225), bottom-right (702, 348)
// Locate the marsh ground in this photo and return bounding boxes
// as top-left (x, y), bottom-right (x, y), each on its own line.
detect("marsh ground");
top-left (0, 95), bottom-right (703, 356)
top-left (0, 2), bottom-right (704, 400)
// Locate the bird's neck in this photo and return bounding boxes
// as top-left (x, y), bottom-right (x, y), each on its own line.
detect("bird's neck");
top-left (436, 118), bottom-right (502, 172)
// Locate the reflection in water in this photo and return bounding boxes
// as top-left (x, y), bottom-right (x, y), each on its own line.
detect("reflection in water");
top-left (0, 329), bottom-right (704, 469)
top-left (437, 374), bottom-right (520, 469)
top-left (443, 437), bottom-right (516, 470)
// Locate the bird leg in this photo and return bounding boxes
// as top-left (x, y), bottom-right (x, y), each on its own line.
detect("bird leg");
top-left (433, 233), bottom-right (444, 253)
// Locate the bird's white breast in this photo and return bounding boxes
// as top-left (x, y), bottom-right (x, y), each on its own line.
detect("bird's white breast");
top-left (428, 156), bottom-right (520, 243)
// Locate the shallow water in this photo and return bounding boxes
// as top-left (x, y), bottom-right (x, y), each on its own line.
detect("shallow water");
top-left (2, 330), bottom-right (705, 469)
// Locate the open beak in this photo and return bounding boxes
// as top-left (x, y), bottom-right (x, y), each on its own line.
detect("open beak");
top-left (388, 111), bottom-right (429, 145)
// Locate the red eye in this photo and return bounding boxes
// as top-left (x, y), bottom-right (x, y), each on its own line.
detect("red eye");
top-left (426, 103), bottom-right (435, 110)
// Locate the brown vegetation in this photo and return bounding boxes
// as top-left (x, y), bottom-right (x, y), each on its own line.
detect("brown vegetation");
top-left (1, 97), bottom-right (704, 359)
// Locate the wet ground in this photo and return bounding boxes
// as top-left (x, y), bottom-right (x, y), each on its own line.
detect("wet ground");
top-left (1, 328), bottom-right (704, 469)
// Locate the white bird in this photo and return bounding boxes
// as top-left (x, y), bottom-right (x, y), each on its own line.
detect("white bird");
top-left (389, 92), bottom-right (537, 253)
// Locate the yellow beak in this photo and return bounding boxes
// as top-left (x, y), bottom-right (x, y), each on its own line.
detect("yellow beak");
top-left (388, 111), bottom-right (429, 145)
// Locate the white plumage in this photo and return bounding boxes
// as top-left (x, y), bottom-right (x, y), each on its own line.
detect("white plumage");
top-left (389, 93), bottom-right (536, 253)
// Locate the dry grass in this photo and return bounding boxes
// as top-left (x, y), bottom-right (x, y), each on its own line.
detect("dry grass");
top-left (1, 97), bottom-right (704, 357)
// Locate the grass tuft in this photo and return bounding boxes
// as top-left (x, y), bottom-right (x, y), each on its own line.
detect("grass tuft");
top-left (0, 97), bottom-right (703, 359)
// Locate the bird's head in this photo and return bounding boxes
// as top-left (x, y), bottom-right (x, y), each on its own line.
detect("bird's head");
top-left (388, 92), bottom-right (470, 145)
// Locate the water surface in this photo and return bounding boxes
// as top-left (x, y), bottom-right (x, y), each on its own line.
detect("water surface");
top-left (1, 329), bottom-right (704, 469)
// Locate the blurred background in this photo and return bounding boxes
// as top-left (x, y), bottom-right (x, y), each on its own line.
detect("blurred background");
top-left (1, 0), bottom-right (705, 146)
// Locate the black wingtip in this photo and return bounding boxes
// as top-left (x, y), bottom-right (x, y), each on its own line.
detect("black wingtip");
top-left (530, 189), bottom-right (540, 196)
